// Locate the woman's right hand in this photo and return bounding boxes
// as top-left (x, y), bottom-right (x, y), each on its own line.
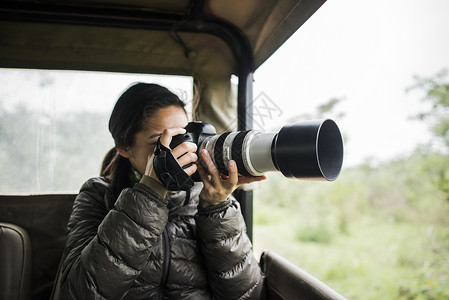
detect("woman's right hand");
top-left (144, 128), bottom-right (198, 183)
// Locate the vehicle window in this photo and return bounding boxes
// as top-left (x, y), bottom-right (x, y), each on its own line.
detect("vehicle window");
top-left (0, 69), bottom-right (192, 194)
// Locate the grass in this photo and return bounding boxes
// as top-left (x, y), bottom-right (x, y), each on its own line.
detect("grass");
top-left (252, 168), bottom-right (449, 300)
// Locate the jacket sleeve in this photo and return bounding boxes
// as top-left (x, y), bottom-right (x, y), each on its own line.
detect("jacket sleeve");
top-left (195, 197), bottom-right (264, 300)
top-left (60, 179), bottom-right (168, 299)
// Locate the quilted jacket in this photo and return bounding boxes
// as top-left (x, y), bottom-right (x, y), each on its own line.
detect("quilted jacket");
top-left (59, 176), bottom-right (263, 299)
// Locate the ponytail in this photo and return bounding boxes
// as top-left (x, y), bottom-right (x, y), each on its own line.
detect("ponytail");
top-left (101, 147), bottom-right (117, 176)
top-left (100, 148), bottom-right (133, 207)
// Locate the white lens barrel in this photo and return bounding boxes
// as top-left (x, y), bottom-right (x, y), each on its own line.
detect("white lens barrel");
top-left (246, 132), bottom-right (277, 175)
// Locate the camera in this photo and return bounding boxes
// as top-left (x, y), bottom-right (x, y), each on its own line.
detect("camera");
top-left (170, 120), bottom-right (344, 181)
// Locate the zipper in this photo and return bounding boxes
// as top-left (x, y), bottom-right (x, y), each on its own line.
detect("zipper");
top-left (159, 227), bottom-right (170, 300)
top-left (159, 189), bottom-right (189, 299)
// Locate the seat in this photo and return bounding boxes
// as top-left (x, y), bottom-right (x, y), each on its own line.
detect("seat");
top-left (260, 250), bottom-right (346, 300)
top-left (0, 222), bottom-right (32, 300)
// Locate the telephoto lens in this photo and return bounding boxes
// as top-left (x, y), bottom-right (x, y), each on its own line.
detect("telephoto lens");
top-left (195, 119), bottom-right (344, 181)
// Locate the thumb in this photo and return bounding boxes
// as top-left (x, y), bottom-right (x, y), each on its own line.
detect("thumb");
top-left (144, 153), bottom-right (160, 183)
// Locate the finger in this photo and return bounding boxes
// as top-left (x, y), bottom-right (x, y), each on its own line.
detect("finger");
top-left (144, 153), bottom-right (155, 176)
top-left (159, 128), bottom-right (186, 148)
top-left (177, 152), bottom-right (198, 167)
top-left (226, 160), bottom-right (239, 187)
top-left (172, 142), bottom-right (198, 159)
top-left (196, 161), bottom-right (213, 189)
top-left (183, 163), bottom-right (198, 176)
top-left (237, 175), bottom-right (267, 187)
top-left (200, 149), bottom-right (220, 182)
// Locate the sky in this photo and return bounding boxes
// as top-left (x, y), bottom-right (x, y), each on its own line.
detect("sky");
top-left (253, 0), bottom-right (449, 167)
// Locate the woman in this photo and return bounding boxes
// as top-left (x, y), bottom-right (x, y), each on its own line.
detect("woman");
top-left (59, 83), bottom-right (266, 299)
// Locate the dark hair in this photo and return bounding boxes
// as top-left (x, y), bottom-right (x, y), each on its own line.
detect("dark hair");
top-left (101, 83), bottom-right (186, 204)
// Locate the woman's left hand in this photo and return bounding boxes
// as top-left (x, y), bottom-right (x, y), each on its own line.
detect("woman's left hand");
top-left (196, 149), bottom-right (266, 208)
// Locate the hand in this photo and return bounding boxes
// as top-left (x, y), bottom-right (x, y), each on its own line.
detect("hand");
top-left (145, 128), bottom-right (198, 183)
top-left (196, 149), bottom-right (266, 208)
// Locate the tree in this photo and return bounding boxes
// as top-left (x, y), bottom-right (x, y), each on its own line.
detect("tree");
top-left (408, 68), bottom-right (449, 149)
top-left (408, 69), bottom-right (449, 201)
top-left (286, 97), bottom-right (346, 123)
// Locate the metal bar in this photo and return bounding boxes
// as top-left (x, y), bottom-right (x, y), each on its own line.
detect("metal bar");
top-left (236, 72), bottom-right (254, 241)
top-left (237, 72), bottom-right (254, 131)
top-left (234, 189), bottom-right (254, 242)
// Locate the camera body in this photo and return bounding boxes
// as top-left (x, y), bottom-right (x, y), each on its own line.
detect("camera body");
top-left (170, 121), bottom-right (217, 151)
top-left (170, 121), bottom-right (217, 181)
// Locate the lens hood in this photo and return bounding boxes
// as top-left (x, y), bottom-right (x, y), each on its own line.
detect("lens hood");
top-left (272, 119), bottom-right (344, 181)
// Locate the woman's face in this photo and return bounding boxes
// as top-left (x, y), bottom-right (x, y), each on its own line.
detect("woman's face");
top-left (119, 105), bottom-right (188, 175)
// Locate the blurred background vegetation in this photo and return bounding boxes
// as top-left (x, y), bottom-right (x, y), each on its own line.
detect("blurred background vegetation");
top-left (253, 69), bottom-right (449, 300)
top-left (0, 106), bottom-right (112, 192)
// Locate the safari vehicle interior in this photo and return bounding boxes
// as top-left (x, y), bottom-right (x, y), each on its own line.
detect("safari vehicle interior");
top-left (0, 0), bottom-right (345, 299)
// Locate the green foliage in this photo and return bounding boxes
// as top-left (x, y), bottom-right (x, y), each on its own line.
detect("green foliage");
top-left (254, 152), bottom-right (449, 299)
top-left (408, 69), bottom-right (449, 148)
top-left (316, 97), bottom-right (346, 119)
top-left (286, 97), bottom-right (346, 123)
top-left (407, 69), bottom-right (449, 201)
top-left (295, 223), bottom-right (333, 244)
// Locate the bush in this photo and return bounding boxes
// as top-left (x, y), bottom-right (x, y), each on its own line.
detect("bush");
top-left (254, 150), bottom-right (449, 300)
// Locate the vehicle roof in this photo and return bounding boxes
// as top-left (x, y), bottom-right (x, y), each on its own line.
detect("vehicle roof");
top-left (0, 0), bottom-right (326, 75)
